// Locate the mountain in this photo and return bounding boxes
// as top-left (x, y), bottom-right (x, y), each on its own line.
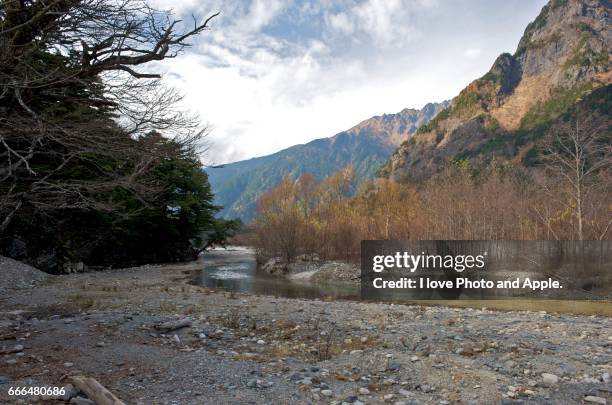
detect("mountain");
top-left (207, 102), bottom-right (449, 222)
top-left (382, 0), bottom-right (611, 182)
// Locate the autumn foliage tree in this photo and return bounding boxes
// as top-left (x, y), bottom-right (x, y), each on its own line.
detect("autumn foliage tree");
top-left (252, 156), bottom-right (611, 263)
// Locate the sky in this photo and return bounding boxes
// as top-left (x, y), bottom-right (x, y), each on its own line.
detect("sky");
top-left (149, 0), bottom-right (548, 165)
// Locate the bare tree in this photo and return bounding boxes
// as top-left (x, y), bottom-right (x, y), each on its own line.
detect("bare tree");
top-left (541, 118), bottom-right (611, 240)
top-left (0, 0), bottom-right (218, 233)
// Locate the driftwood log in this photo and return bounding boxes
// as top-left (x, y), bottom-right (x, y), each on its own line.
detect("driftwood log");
top-left (69, 375), bottom-right (126, 405)
top-left (154, 318), bottom-right (192, 332)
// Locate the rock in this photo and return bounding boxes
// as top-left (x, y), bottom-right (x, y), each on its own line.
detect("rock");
top-left (70, 397), bottom-right (96, 405)
top-left (13, 344), bottom-right (24, 352)
top-left (257, 339), bottom-right (265, 345)
top-left (350, 350), bottom-right (363, 355)
top-left (421, 384), bottom-right (434, 393)
top-left (358, 387), bottom-right (370, 395)
top-left (602, 373), bottom-right (611, 384)
top-left (61, 384), bottom-right (79, 401)
top-left (584, 396), bottom-right (606, 405)
top-left (64, 362), bottom-right (74, 368)
top-left (261, 258), bottom-right (288, 275)
top-left (5, 359), bottom-right (17, 365)
top-left (388, 362), bottom-right (401, 371)
top-left (321, 389), bottom-right (333, 397)
top-left (410, 356), bottom-right (419, 362)
top-left (398, 388), bottom-right (411, 397)
top-left (0, 376), bottom-right (9, 384)
top-left (172, 334), bottom-right (181, 344)
top-left (542, 373), bottom-right (559, 385)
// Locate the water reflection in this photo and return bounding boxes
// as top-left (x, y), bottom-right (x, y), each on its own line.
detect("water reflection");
top-left (193, 247), bottom-right (359, 300)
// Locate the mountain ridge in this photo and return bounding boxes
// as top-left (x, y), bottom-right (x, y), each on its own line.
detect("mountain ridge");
top-left (207, 101), bottom-right (449, 221)
top-left (382, 0), bottom-right (611, 182)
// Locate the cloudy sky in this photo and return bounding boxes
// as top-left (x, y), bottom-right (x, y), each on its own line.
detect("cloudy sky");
top-left (150, 0), bottom-right (547, 165)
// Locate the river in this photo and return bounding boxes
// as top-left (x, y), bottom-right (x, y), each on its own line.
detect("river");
top-left (192, 247), bottom-right (359, 300)
top-left (191, 247), bottom-right (612, 316)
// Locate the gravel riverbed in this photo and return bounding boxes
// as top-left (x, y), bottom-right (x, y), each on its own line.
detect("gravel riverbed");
top-left (0, 256), bottom-right (610, 404)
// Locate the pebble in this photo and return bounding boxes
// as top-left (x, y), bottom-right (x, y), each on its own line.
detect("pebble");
top-left (584, 396), bottom-right (606, 405)
top-left (5, 359), bottom-right (17, 365)
top-left (542, 373), bottom-right (559, 385)
top-left (398, 388), bottom-right (411, 397)
top-left (13, 344), bottom-right (24, 352)
top-left (602, 373), bottom-right (611, 384)
top-left (388, 362), bottom-right (401, 371)
top-left (358, 387), bottom-right (370, 395)
top-left (61, 384), bottom-right (79, 401)
top-left (0, 376), bottom-right (9, 384)
top-left (321, 389), bottom-right (333, 397)
top-left (257, 340), bottom-right (265, 345)
top-left (410, 356), bottom-right (419, 362)
top-left (64, 362), bottom-right (74, 368)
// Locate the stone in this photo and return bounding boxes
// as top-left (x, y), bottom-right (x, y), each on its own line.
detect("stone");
top-left (299, 378), bottom-right (312, 386)
top-left (321, 389), bottom-right (333, 397)
top-left (64, 362), bottom-right (74, 368)
top-left (13, 344), bottom-right (24, 352)
top-left (0, 376), bottom-right (9, 384)
top-left (388, 362), bottom-right (401, 371)
top-left (602, 373), bottom-right (611, 384)
top-left (584, 396), bottom-right (606, 405)
top-left (257, 339), bottom-right (265, 345)
top-left (5, 359), bottom-right (17, 365)
top-left (61, 384), bottom-right (79, 401)
top-left (542, 373), bottom-right (559, 385)
top-left (398, 388), bottom-right (411, 397)
top-left (410, 356), bottom-right (419, 362)
top-left (358, 387), bottom-right (370, 395)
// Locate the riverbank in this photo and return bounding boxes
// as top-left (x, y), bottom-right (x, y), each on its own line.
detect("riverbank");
top-left (0, 253), bottom-right (611, 404)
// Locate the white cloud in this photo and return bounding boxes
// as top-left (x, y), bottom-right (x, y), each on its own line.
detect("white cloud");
top-left (148, 0), bottom-right (548, 164)
top-left (325, 0), bottom-right (432, 47)
top-left (327, 12), bottom-right (354, 34)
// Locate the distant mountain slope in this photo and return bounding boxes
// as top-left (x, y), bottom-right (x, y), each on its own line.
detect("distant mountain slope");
top-left (207, 102), bottom-right (449, 221)
top-left (382, 0), bottom-right (611, 182)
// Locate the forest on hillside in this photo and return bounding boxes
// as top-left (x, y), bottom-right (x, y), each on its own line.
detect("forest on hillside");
top-left (250, 109), bottom-right (611, 263)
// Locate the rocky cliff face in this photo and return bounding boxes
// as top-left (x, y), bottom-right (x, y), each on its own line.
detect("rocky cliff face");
top-left (383, 0), bottom-right (611, 182)
top-left (207, 101), bottom-right (449, 222)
